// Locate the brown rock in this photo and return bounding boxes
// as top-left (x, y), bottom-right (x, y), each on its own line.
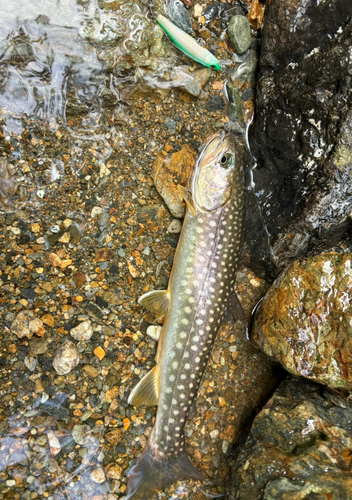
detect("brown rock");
top-left (48, 253), bottom-right (62, 267)
top-left (95, 248), bottom-right (114, 262)
top-left (83, 365), bottom-right (99, 377)
top-left (74, 271), bottom-right (86, 287)
top-left (11, 311), bottom-right (36, 339)
top-left (252, 253), bottom-right (352, 391)
top-left (42, 314), bottom-right (55, 328)
top-left (153, 144), bottom-right (197, 217)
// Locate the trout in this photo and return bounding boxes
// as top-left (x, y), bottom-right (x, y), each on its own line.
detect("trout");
top-left (127, 131), bottom-right (245, 500)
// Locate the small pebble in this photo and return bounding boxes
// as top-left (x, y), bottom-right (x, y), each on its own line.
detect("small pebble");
top-left (91, 206), bottom-right (104, 217)
top-left (146, 325), bottom-right (162, 341)
top-left (90, 468), bottom-right (106, 484)
top-left (70, 320), bottom-right (93, 341)
top-left (72, 424), bottom-right (91, 445)
top-left (53, 340), bottom-right (80, 375)
top-left (167, 219), bottom-right (182, 234)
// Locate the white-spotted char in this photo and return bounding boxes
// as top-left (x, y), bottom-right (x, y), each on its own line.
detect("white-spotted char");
top-left (126, 131), bottom-right (245, 500)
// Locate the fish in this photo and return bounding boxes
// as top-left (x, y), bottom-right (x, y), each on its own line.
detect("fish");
top-left (126, 131), bottom-right (245, 500)
top-left (156, 14), bottom-right (222, 70)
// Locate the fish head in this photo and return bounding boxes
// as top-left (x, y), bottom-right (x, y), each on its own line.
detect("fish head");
top-left (193, 132), bottom-right (239, 211)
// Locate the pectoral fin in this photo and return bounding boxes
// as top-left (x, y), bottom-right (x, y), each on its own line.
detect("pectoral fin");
top-left (128, 366), bottom-right (159, 406)
top-left (139, 290), bottom-right (170, 318)
top-left (178, 185), bottom-right (196, 216)
top-left (224, 290), bottom-right (245, 323)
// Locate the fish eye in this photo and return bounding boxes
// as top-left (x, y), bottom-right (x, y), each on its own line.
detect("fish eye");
top-left (221, 155), bottom-right (227, 164)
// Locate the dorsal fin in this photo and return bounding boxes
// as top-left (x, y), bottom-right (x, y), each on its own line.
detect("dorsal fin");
top-left (178, 185), bottom-right (196, 216)
top-left (128, 366), bottom-right (159, 406)
top-left (138, 290), bottom-right (170, 318)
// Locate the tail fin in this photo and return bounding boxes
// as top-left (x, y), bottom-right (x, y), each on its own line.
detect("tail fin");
top-left (126, 442), bottom-right (204, 500)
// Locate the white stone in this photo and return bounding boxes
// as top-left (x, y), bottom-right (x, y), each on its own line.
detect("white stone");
top-left (146, 325), bottom-right (162, 341)
top-left (53, 340), bottom-right (80, 375)
top-left (91, 206), bottom-right (104, 218)
top-left (167, 219), bottom-right (182, 233)
top-left (70, 320), bottom-right (93, 341)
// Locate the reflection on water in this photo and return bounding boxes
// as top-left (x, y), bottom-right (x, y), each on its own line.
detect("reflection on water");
top-left (0, 0), bottom-right (177, 214)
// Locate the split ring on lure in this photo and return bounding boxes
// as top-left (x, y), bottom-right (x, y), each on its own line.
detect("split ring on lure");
top-left (156, 14), bottom-right (222, 70)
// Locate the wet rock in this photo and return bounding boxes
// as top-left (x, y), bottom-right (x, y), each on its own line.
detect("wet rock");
top-left (153, 144), bottom-right (197, 217)
top-left (182, 68), bottom-right (212, 97)
top-left (205, 95), bottom-right (225, 112)
top-left (11, 311), bottom-right (36, 339)
top-left (202, 4), bottom-right (218, 24)
top-left (52, 340), bottom-right (80, 375)
top-left (166, 0), bottom-right (193, 34)
top-left (252, 253), bottom-right (352, 391)
top-left (169, 66), bottom-right (212, 97)
top-left (227, 16), bottom-right (251, 55)
top-left (70, 320), bottom-right (93, 342)
top-left (246, 0), bottom-right (352, 278)
top-left (231, 377), bottom-right (352, 499)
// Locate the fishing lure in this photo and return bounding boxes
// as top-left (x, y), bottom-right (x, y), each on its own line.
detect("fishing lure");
top-left (156, 14), bottom-right (222, 70)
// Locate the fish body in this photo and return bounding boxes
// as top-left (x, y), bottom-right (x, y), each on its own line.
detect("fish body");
top-left (156, 14), bottom-right (222, 70)
top-left (127, 132), bottom-right (245, 500)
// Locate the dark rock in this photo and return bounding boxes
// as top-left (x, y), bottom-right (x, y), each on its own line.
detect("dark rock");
top-left (205, 95), bottom-right (225, 112)
top-left (19, 287), bottom-right (35, 301)
top-left (251, 253), bottom-right (352, 391)
top-left (245, 0), bottom-right (352, 278)
top-left (165, 0), bottom-right (193, 34)
top-left (231, 377), bottom-right (352, 499)
top-left (203, 4), bottom-right (219, 23)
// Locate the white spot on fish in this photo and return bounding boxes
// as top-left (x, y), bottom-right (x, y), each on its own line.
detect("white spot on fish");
top-left (185, 363), bottom-right (191, 369)
top-left (169, 375), bottom-right (175, 382)
top-left (172, 361), bottom-right (178, 369)
top-left (176, 342), bottom-right (182, 349)
top-left (196, 318), bottom-right (203, 325)
top-left (191, 345), bottom-right (197, 351)
top-left (181, 318), bottom-right (189, 326)
top-left (180, 331), bottom-right (187, 339)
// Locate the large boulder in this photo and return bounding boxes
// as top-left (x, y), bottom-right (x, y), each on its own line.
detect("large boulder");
top-left (231, 377), bottom-right (352, 499)
top-left (251, 253), bottom-right (352, 391)
top-left (245, 0), bottom-right (352, 278)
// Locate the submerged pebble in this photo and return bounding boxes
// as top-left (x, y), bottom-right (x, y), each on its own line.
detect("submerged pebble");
top-left (227, 15), bottom-right (251, 54)
top-left (52, 340), bottom-right (80, 375)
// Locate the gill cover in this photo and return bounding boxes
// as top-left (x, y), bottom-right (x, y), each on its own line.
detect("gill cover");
top-left (193, 132), bottom-right (237, 211)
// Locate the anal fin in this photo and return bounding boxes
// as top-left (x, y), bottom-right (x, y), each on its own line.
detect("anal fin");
top-left (139, 290), bottom-right (170, 318)
top-left (128, 366), bottom-right (159, 406)
top-left (178, 185), bottom-right (196, 216)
